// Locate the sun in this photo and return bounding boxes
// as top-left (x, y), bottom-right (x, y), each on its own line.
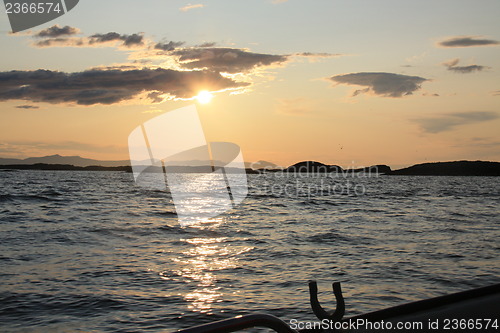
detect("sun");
top-left (196, 90), bottom-right (213, 104)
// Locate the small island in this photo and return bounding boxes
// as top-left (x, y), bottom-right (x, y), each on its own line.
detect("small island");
top-left (386, 161), bottom-right (500, 176)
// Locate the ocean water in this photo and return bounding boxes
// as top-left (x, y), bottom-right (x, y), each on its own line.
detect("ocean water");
top-left (0, 170), bottom-right (499, 332)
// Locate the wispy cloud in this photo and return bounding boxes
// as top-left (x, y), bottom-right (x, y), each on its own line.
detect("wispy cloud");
top-left (0, 68), bottom-right (248, 106)
top-left (437, 36), bottom-right (499, 48)
top-left (0, 141), bottom-right (124, 158)
top-left (276, 98), bottom-right (314, 115)
top-left (465, 137), bottom-right (500, 149)
top-left (405, 52), bottom-right (427, 64)
top-left (450, 137), bottom-right (500, 159)
top-left (442, 58), bottom-right (488, 73)
top-left (328, 72), bottom-right (428, 98)
top-left (414, 111), bottom-right (498, 133)
top-left (179, 3), bottom-right (204, 12)
top-left (293, 52), bottom-right (344, 61)
top-left (14, 104), bottom-right (39, 109)
top-left (492, 90), bottom-right (500, 96)
top-left (272, 0), bottom-right (289, 4)
top-left (198, 42), bottom-right (217, 47)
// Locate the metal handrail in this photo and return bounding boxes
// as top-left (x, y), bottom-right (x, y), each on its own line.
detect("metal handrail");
top-left (175, 313), bottom-right (299, 333)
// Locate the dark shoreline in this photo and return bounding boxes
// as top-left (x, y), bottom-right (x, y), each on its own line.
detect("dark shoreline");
top-left (0, 163), bottom-right (132, 172)
top-left (1, 160), bottom-right (500, 176)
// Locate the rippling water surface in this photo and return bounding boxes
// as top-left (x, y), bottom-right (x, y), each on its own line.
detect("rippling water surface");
top-left (0, 170), bottom-right (499, 332)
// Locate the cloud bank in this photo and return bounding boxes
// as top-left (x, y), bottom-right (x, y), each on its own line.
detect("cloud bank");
top-left (329, 72), bottom-right (428, 97)
top-left (0, 68), bottom-right (248, 105)
top-left (30, 26), bottom-right (340, 74)
top-left (9, 25), bottom-right (343, 106)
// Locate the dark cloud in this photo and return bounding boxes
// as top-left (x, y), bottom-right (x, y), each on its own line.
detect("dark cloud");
top-left (28, 28), bottom-right (337, 76)
top-left (438, 36), bottom-right (499, 48)
top-left (172, 47), bottom-right (288, 73)
top-left (442, 58), bottom-right (488, 73)
top-left (154, 41), bottom-right (185, 51)
top-left (35, 25), bottom-right (79, 38)
top-left (34, 32), bottom-right (145, 48)
top-left (15, 104), bottom-right (39, 109)
top-left (448, 65), bottom-right (486, 74)
top-left (415, 111), bottom-right (498, 133)
top-left (329, 72), bottom-right (428, 97)
top-left (295, 52), bottom-right (342, 58)
top-left (0, 68), bottom-right (248, 106)
top-left (89, 32), bottom-right (144, 47)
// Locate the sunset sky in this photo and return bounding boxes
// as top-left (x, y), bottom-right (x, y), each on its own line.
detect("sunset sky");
top-left (1, 0), bottom-right (499, 168)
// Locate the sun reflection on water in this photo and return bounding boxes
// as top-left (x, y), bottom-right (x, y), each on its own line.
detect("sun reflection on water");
top-left (166, 236), bottom-right (253, 313)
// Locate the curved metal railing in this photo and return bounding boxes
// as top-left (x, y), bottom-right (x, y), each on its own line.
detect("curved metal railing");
top-left (175, 313), bottom-right (299, 333)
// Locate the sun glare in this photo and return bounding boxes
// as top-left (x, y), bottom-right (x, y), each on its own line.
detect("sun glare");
top-left (196, 90), bottom-right (213, 104)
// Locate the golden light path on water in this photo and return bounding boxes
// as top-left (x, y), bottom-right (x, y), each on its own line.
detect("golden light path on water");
top-left (164, 234), bottom-right (254, 313)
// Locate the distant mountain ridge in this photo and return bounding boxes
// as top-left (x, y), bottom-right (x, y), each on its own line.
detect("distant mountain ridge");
top-left (0, 155), bottom-right (271, 169)
top-left (0, 154), bottom-right (129, 167)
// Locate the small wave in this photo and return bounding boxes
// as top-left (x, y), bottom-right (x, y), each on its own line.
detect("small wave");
top-left (154, 210), bottom-right (177, 217)
top-left (438, 227), bottom-right (466, 233)
top-left (0, 292), bottom-right (129, 319)
top-left (0, 194), bottom-right (14, 202)
top-left (306, 230), bottom-right (374, 245)
top-left (0, 193), bottom-right (64, 203)
top-left (40, 189), bottom-right (64, 196)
